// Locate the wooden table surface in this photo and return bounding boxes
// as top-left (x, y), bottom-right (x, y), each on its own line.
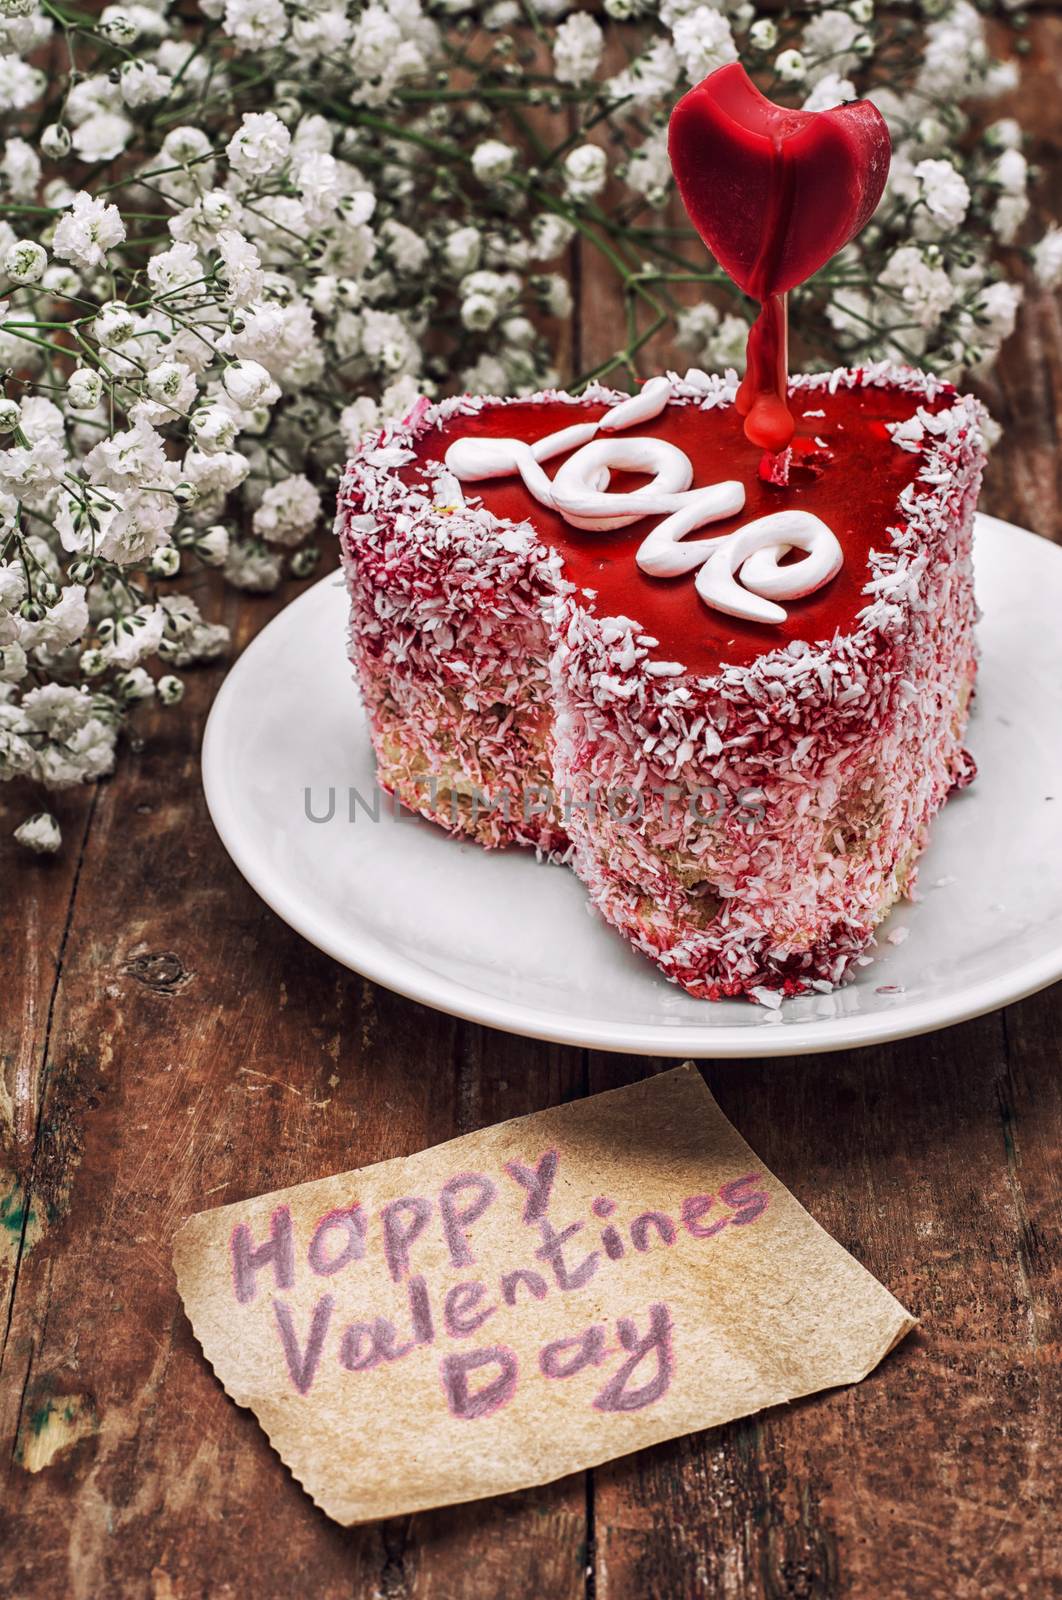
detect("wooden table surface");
top-left (3, 31), bottom-right (1061, 1599)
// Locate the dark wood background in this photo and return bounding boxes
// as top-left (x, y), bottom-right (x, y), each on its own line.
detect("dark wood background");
top-left (2, 22), bottom-right (1060, 1598)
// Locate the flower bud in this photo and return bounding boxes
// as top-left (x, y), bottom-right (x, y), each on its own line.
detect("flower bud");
top-left (158, 674), bottom-right (184, 705)
top-left (40, 124), bottom-right (71, 160)
top-left (149, 544), bottom-right (181, 578)
top-left (471, 140), bottom-right (516, 184)
top-left (116, 666), bottom-right (156, 701)
top-left (67, 368), bottom-right (104, 410)
top-left (222, 359), bottom-right (279, 409)
top-left (94, 299), bottom-right (135, 343)
top-left (289, 546), bottom-right (320, 578)
top-left (748, 18), bottom-right (777, 50)
top-left (99, 7), bottom-right (139, 44)
top-left (193, 525), bottom-right (230, 566)
top-left (460, 292), bottom-right (498, 331)
top-left (775, 49), bottom-right (806, 82)
top-left (4, 240), bottom-right (47, 284)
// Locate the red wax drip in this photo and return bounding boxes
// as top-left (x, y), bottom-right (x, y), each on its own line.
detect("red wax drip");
top-left (669, 63), bottom-right (891, 453)
top-left (736, 292), bottom-right (791, 452)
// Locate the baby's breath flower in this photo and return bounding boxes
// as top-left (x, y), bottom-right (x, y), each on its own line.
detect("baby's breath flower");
top-left (914, 158), bottom-right (970, 233)
top-left (444, 226), bottom-right (483, 277)
top-left (671, 9), bottom-right (737, 84)
top-left (0, 54), bottom-right (45, 111)
top-left (99, 7), bottom-right (142, 46)
top-left (119, 60), bottom-right (172, 108)
top-left (1032, 227), bottom-right (1062, 291)
top-left (530, 215), bottom-right (575, 260)
top-left (14, 811), bottom-right (61, 854)
top-left (563, 144), bottom-right (608, 202)
top-left (774, 49), bottom-right (805, 83)
top-left (102, 603), bottom-right (166, 667)
top-left (191, 405), bottom-right (239, 454)
top-left (52, 192), bottom-right (126, 272)
top-left (252, 474), bottom-right (321, 546)
top-left (224, 538), bottom-right (282, 592)
top-left (471, 140), bottom-right (516, 184)
top-left (72, 112), bottom-right (133, 164)
top-left (41, 263), bottom-right (79, 297)
top-left (537, 273), bottom-right (573, 319)
top-left (79, 647), bottom-right (107, 677)
top-left (461, 291), bottom-right (498, 331)
top-left (226, 111), bottom-right (290, 179)
top-left (802, 74), bottom-right (856, 114)
top-left (144, 360), bottom-right (197, 414)
top-left (553, 13), bottom-right (603, 86)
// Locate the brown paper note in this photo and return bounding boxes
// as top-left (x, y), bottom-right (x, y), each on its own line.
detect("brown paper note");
top-left (173, 1065), bottom-right (914, 1525)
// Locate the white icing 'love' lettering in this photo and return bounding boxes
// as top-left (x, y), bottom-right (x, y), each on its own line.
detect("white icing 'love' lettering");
top-left (444, 376), bottom-right (844, 627)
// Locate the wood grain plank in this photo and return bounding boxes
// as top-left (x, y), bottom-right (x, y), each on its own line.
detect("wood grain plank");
top-left (0, 786), bottom-right (95, 1148)
top-left (0, 780), bottom-right (96, 1400)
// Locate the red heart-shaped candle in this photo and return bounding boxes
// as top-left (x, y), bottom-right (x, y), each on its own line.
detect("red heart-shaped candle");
top-left (669, 63), bottom-right (891, 451)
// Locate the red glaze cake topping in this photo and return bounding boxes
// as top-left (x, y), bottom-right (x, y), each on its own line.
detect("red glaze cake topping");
top-left (404, 379), bottom-right (951, 677)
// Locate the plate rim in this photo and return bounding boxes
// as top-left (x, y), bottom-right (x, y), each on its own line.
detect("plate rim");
top-left (202, 513), bottom-right (1062, 1058)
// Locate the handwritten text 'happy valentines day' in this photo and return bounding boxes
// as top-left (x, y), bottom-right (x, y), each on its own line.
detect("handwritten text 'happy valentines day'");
top-left (230, 1150), bottom-right (769, 1418)
top-left (174, 1068), bottom-right (914, 1525)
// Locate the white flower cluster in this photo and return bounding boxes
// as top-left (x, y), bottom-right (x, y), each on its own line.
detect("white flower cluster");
top-left (0, 0), bottom-right (1052, 850)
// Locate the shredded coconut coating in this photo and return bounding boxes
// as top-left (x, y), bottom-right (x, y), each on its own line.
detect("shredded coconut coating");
top-left (336, 363), bottom-right (985, 1002)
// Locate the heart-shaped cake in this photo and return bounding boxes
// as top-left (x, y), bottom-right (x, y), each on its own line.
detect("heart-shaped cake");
top-left (338, 365), bottom-right (984, 1002)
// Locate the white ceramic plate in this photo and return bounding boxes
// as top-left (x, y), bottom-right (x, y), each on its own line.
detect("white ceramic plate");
top-left (202, 514), bottom-right (1062, 1057)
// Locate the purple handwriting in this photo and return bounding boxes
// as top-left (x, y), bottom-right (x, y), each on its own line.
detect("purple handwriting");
top-left (271, 1291), bottom-right (673, 1418)
top-left (228, 1156), bottom-right (768, 1418)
